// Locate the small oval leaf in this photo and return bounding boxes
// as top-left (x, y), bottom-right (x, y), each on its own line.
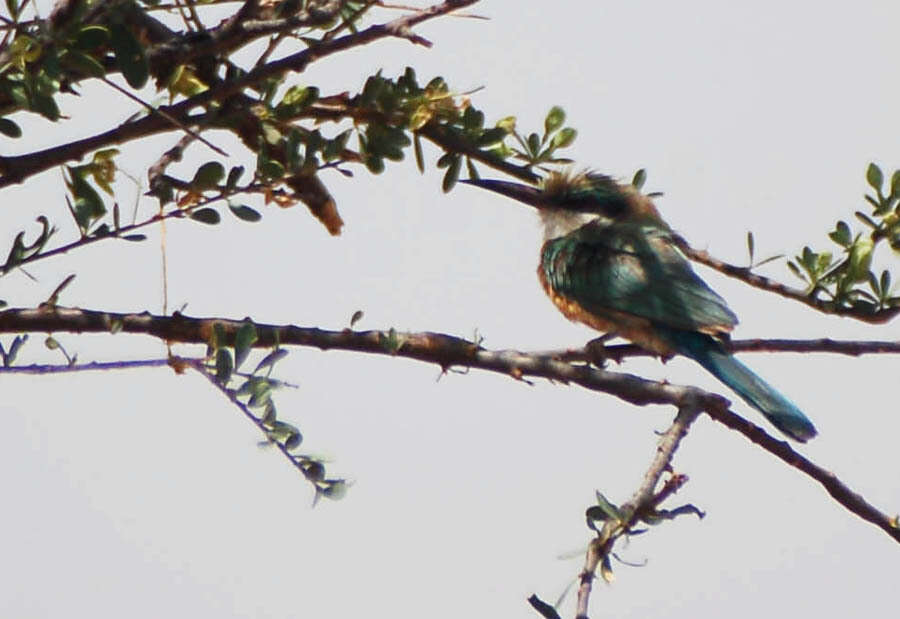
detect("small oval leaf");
top-left (544, 106), bottom-right (565, 135)
top-left (228, 204), bottom-right (262, 222)
top-left (866, 162), bottom-right (883, 192)
top-left (190, 208), bottom-right (221, 224)
top-left (191, 161), bottom-right (225, 190)
top-left (109, 22), bottom-right (148, 89)
top-left (0, 117), bottom-right (22, 138)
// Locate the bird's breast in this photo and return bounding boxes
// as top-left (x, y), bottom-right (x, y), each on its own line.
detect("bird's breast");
top-left (536, 261), bottom-right (676, 356)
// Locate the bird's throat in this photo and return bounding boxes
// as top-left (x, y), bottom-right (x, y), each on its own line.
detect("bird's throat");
top-left (538, 209), bottom-right (595, 240)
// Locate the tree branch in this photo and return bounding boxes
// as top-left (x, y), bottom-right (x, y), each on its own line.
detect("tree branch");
top-left (0, 0), bottom-right (480, 187)
top-left (1, 305), bottom-right (897, 542)
top-left (544, 337), bottom-right (900, 364)
top-left (707, 407), bottom-right (900, 542)
top-left (575, 404), bottom-right (700, 619)
top-left (676, 238), bottom-right (900, 324)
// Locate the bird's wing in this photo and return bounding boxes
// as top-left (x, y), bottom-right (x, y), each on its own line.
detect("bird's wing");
top-left (541, 220), bottom-right (738, 334)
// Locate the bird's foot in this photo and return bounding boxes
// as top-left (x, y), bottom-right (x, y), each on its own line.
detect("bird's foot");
top-left (585, 333), bottom-right (617, 368)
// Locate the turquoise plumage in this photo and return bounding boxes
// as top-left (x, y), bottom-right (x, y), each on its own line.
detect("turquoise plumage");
top-left (464, 172), bottom-right (817, 442)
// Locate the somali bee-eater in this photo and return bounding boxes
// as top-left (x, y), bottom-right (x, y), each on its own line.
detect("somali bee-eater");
top-left (464, 172), bottom-right (817, 442)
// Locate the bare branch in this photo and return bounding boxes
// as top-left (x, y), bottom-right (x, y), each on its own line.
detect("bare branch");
top-left (708, 407), bottom-right (900, 544)
top-left (1, 304), bottom-right (897, 543)
top-left (542, 338), bottom-right (900, 364)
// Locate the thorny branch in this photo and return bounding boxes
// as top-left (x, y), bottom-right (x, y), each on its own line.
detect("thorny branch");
top-left (1, 305), bottom-right (897, 544)
top-left (574, 404), bottom-right (701, 619)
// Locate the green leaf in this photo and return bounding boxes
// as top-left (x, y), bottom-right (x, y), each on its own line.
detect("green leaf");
top-left (246, 378), bottom-right (273, 408)
top-left (550, 127), bottom-right (577, 149)
top-left (632, 168), bottom-right (647, 191)
top-left (191, 161), bottom-right (225, 190)
top-left (408, 104), bottom-right (433, 131)
top-left (233, 322), bottom-right (258, 370)
top-left (303, 460), bottom-right (325, 482)
top-left (267, 420), bottom-right (300, 446)
top-left (215, 348), bottom-right (233, 384)
top-left (109, 22), bottom-right (148, 89)
top-left (62, 50), bottom-right (105, 77)
top-left (593, 491), bottom-right (624, 523)
top-left (350, 310), bottom-right (364, 328)
top-left (754, 253), bottom-right (784, 268)
top-left (190, 208), bottom-right (221, 225)
top-left (746, 231), bottom-right (755, 262)
top-left (278, 85), bottom-right (319, 112)
top-left (866, 162), bottom-right (883, 192)
top-left (848, 237), bottom-right (874, 282)
top-left (67, 166), bottom-right (106, 231)
top-left (365, 155), bottom-right (384, 174)
top-left (3, 334), bottom-right (27, 365)
top-left (413, 133), bottom-right (424, 173)
top-left (0, 117), bottom-right (22, 138)
top-left (212, 322), bottom-right (226, 350)
top-left (254, 348), bottom-right (288, 374)
top-left (544, 106), bottom-right (565, 136)
top-left (814, 251), bottom-right (832, 275)
top-left (122, 234), bottom-right (147, 242)
top-left (463, 106), bottom-right (485, 130)
top-left (260, 401), bottom-right (277, 428)
top-left (496, 116), bottom-right (516, 133)
top-left (786, 260), bottom-right (805, 281)
top-left (258, 158), bottom-right (285, 180)
top-left (226, 165), bottom-right (244, 191)
top-left (600, 555), bottom-right (615, 584)
top-left (828, 220), bottom-right (852, 247)
top-left (31, 90), bottom-right (60, 121)
top-left (442, 155), bottom-right (461, 192)
top-left (261, 122), bottom-right (281, 145)
top-left (74, 25), bottom-right (110, 50)
top-left (228, 204), bottom-right (262, 222)
top-left (527, 132), bottom-right (540, 156)
top-left (868, 271), bottom-right (881, 296)
top-left (475, 127), bottom-right (507, 148)
top-left (436, 152), bottom-right (455, 168)
top-left (322, 480), bottom-right (348, 500)
top-left (855, 210), bottom-right (878, 229)
top-left (465, 157), bottom-right (479, 181)
top-left (283, 428), bottom-right (303, 451)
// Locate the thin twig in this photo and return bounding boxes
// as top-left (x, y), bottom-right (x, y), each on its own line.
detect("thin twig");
top-left (0, 357), bottom-right (174, 373)
top-left (100, 76), bottom-right (228, 157)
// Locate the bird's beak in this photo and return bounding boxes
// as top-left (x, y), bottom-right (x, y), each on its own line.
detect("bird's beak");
top-left (460, 179), bottom-right (544, 209)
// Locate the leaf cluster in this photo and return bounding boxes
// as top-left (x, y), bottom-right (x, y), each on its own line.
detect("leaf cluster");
top-left (786, 162), bottom-right (900, 312)
top-left (207, 321), bottom-right (347, 502)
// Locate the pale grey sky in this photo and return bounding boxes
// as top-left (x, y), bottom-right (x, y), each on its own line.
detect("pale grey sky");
top-left (2, 2), bottom-right (898, 618)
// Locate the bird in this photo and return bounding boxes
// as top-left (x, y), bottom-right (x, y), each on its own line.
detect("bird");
top-left (463, 171), bottom-right (817, 442)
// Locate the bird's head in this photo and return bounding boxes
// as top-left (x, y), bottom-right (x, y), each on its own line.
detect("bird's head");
top-left (462, 171), bottom-right (661, 239)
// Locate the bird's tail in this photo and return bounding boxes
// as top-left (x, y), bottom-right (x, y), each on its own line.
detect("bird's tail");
top-left (668, 331), bottom-right (817, 442)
